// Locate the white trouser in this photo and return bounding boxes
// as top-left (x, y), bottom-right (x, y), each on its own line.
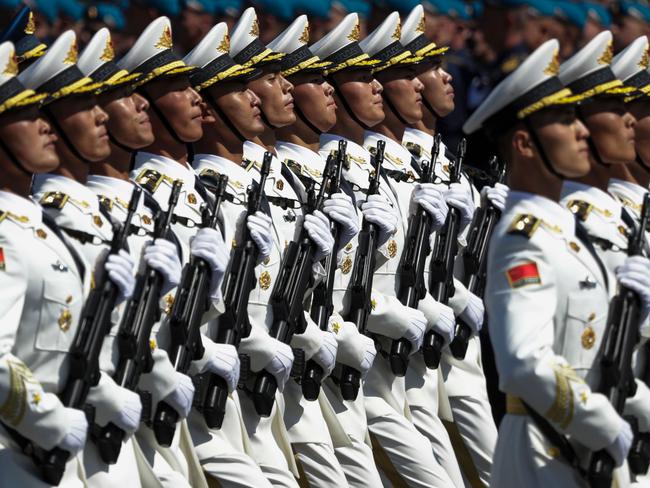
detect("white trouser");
top-left (83, 437), bottom-right (141, 488)
top-left (293, 442), bottom-right (349, 487)
top-left (333, 435), bottom-right (383, 488)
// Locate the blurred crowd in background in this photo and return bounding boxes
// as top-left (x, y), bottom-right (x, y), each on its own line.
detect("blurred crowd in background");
top-left (2, 0), bottom-right (649, 155)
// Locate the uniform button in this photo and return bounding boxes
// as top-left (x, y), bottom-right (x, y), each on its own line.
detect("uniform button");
top-left (93, 215), bottom-right (103, 227)
top-left (263, 256), bottom-right (270, 265)
top-left (341, 256), bottom-right (352, 274)
top-left (370, 298), bottom-right (377, 311)
top-left (259, 271), bottom-right (272, 290)
top-left (65, 295), bottom-right (73, 304)
top-left (332, 322), bottom-right (341, 334)
top-left (142, 215), bottom-right (152, 226)
top-left (569, 241), bottom-right (580, 252)
top-left (345, 243), bottom-right (353, 252)
top-left (149, 339), bottom-right (157, 350)
top-left (231, 239), bottom-right (237, 249)
top-left (547, 447), bottom-right (560, 458)
top-left (276, 180), bottom-right (284, 190)
top-left (187, 193), bottom-right (197, 204)
top-left (36, 228), bottom-right (47, 239)
top-left (58, 309), bottom-right (72, 332)
top-left (581, 326), bottom-right (596, 349)
top-left (618, 225), bottom-right (627, 236)
top-left (588, 312), bottom-right (595, 322)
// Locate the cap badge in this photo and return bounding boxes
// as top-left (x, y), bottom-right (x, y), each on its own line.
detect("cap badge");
top-left (347, 21), bottom-right (360, 42)
top-left (63, 41), bottom-right (78, 64)
top-left (543, 49), bottom-right (560, 75)
top-left (597, 40), bottom-right (613, 65)
top-left (416, 15), bottom-right (426, 34)
top-left (299, 23), bottom-right (310, 44)
top-left (3, 54), bottom-right (18, 75)
top-left (392, 21), bottom-right (401, 41)
top-left (217, 34), bottom-right (230, 53)
top-left (250, 18), bottom-right (260, 37)
top-left (99, 39), bottom-right (115, 62)
top-left (25, 11), bottom-right (36, 35)
top-left (639, 45), bottom-right (650, 69)
top-left (155, 25), bottom-right (173, 50)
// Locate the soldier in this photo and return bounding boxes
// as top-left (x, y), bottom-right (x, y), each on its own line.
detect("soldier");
top-left (18, 30), bottom-right (146, 487)
top-left (464, 38), bottom-right (643, 487)
top-left (311, 12), bottom-right (459, 487)
top-left (270, 15), bottom-right (381, 487)
top-left (75, 27), bottom-right (199, 488)
top-left (0, 40), bottom-right (88, 487)
top-left (183, 20), bottom-right (294, 488)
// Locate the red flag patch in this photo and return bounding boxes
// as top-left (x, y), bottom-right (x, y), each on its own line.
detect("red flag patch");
top-left (0, 247), bottom-right (5, 271)
top-left (506, 262), bottom-right (540, 288)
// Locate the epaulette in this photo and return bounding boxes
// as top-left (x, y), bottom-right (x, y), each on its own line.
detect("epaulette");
top-left (404, 141), bottom-right (424, 158)
top-left (98, 196), bottom-right (113, 212)
top-left (135, 169), bottom-right (169, 193)
top-left (200, 168), bottom-right (244, 191)
top-left (507, 214), bottom-right (541, 238)
top-left (566, 200), bottom-right (593, 221)
top-left (40, 191), bottom-right (69, 210)
top-left (242, 158), bottom-right (256, 172)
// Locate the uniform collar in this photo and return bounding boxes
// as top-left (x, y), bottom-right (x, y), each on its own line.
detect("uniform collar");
top-left (276, 140), bottom-right (326, 172)
top-left (86, 175), bottom-right (137, 208)
top-left (192, 153), bottom-right (253, 192)
top-left (0, 190), bottom-right (42, 225)
top-left (608, 178), bottom-right (647, 208)
top-left (402, 127), bottom-right (434, 159)
top-left (363, 130), bottom-right (414, 170)
top-left (320, 133), bottom-right (371, 166)
top-left (32, 173), bottom-right (100, 214)
top-left (133, 151), bottom-right (197, 188)
top-left (562, 180), bottom-right (622, 221)
top-left (507, 190), bottom-right (576, 237)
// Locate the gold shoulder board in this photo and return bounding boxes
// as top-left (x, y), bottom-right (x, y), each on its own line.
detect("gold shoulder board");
top-left (508, 214), bottom-right (541, 238)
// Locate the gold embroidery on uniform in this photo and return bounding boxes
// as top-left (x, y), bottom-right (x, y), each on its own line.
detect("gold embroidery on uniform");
top-left (545, 363), bottom-right (584, 429)
top-left (0, 360), bottom-right (34, 426)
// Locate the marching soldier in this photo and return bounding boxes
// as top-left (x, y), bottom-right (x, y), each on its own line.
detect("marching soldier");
top-left (464, 38), bottom-right (640, 487)
top-left (0, 40), bottom-right (88, 487)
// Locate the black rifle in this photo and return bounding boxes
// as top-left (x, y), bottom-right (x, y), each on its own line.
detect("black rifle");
top-left (4, 187), bottom-right (142, 485)
top-left (629, 340), bottom-right (650, 475)
top-left (152, 175), bottom-right (228, 446)
top-left (449, 156), bottom-right (505, 362)
top-left (302, 140), bottom-right (347, 400)
top-left (425, 138), bottom-right (466, 368)
top-left (587, 192), bottom-right (650, 488)
top-left (196, 155), bottom-right (271, 429)
top-left (339, 140), bottom-right (385, 401)
top-left (390, 135), bottom-right (442, 376)
top-left (251, 153), bottom-right (335, 416)
top-left (100, 181), bottom-right (182, 456)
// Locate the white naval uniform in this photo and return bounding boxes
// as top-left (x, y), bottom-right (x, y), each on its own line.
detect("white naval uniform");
top-left (85, 175), bottom-right (197, 488)
top-left (276, 140), bottom-right (381, 488)
top-left (0, 191), bottom-right (89, 488)
top-left (402, 127), bottom-right (497, 487)
top-left (31, 174), bottom-right (143, 488)
top-left (486, 190), bottom-right (629, 488)
top-left (321, 133), bottom-right (455, 488)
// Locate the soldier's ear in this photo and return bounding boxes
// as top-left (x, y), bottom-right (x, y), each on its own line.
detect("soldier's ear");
top-left (511, 129), bottom-right (535, 159)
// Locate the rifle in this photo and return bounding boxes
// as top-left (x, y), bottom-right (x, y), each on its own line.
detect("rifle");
top-left (425, 138), bottom-right (466, 368)
top-left (251, 153), bottom-right (335, 416)
top-left (195, 155), bottom-right (271, 429)
top-left (302, 140), bottom-right (347, 401)
top-left (587, 192), bottom-right (650, 488)
top-left (338, 140), bottom-right (385, 401)
top-left (3, 187), bottom-right (142, 485)
top-left (628, 341), bottom-right (650, 475)
top-left (449, 156), bottom-right (505, 361)
top-left (390, 135), bottom-right (442, 376)
top-left (152, 175), bottom-right (228, 446)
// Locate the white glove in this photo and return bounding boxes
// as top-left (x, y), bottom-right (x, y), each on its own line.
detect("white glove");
top-left (304, 209), bottom-right (335, 262)
top-left (605, 420), bottom-right (633, 467)
top-left (313, 330), bottom-right (338, 377)
top-left (411, 183), bottom-right (449, 230)
top-left (247, 211), bottom-right (274, 259)
top-left (58, 407), bottom-right (88, 455)
top-left (433, 303), bottom-right (456, 345)
top-left (200, 342), bottom-right (240, 392)
top-left (265, 341), bottom-right (294, 392)
top-left (161, 372), bottom-right (195, 419)
top-left (361, 194), bottom-right (398, 248)
top-left (333, 318), bottom-right (376, 377)
top-left (322, 192), bottom-right (360, 250)
top-left (112, 388), bottom-right (143, 435)
top-left (190, 227), bottom-right (229, 303)
top-left (459, 292), bottom-right (484, 334)
top-left (481, 182), bottom-right (508, 212)
top-left (105, 249), bottom-right (136, 301)
top-left (445, 182), bottom-right (475, 231)
top-left (402, 307), bottom-right (427, 352)
top-left (617, 256), bottom-right (650, 320)
top-left (144, 238), bottom-right (182, 295)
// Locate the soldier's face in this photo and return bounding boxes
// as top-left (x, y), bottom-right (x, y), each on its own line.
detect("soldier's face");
top-left (143, 76), bottom-right (203, 143)
top-left (580, 97), bottom-right (637, 164)
top-left (628, 99), bottom-right (650, 165)
top-left (99, 88), bottom-right (154, 150)
top-left (376, 66), bottom-right (424, 125)
top-left (289, 72), bottom-right (337, 132)
top-left (48, 96), bottom-right (111, 162)
top-left (415, 59), bottom-right (454, 117)
top-left (529, 106), bottom-right (591, 178)
top-left (204, 81), bottom-right (265, 139)
top-left (331, 69), bottom-right (384, 127)
top-left (247, 71), bottom-right (295, 128)
top-left (0, 106), bottom-right (59, 172)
